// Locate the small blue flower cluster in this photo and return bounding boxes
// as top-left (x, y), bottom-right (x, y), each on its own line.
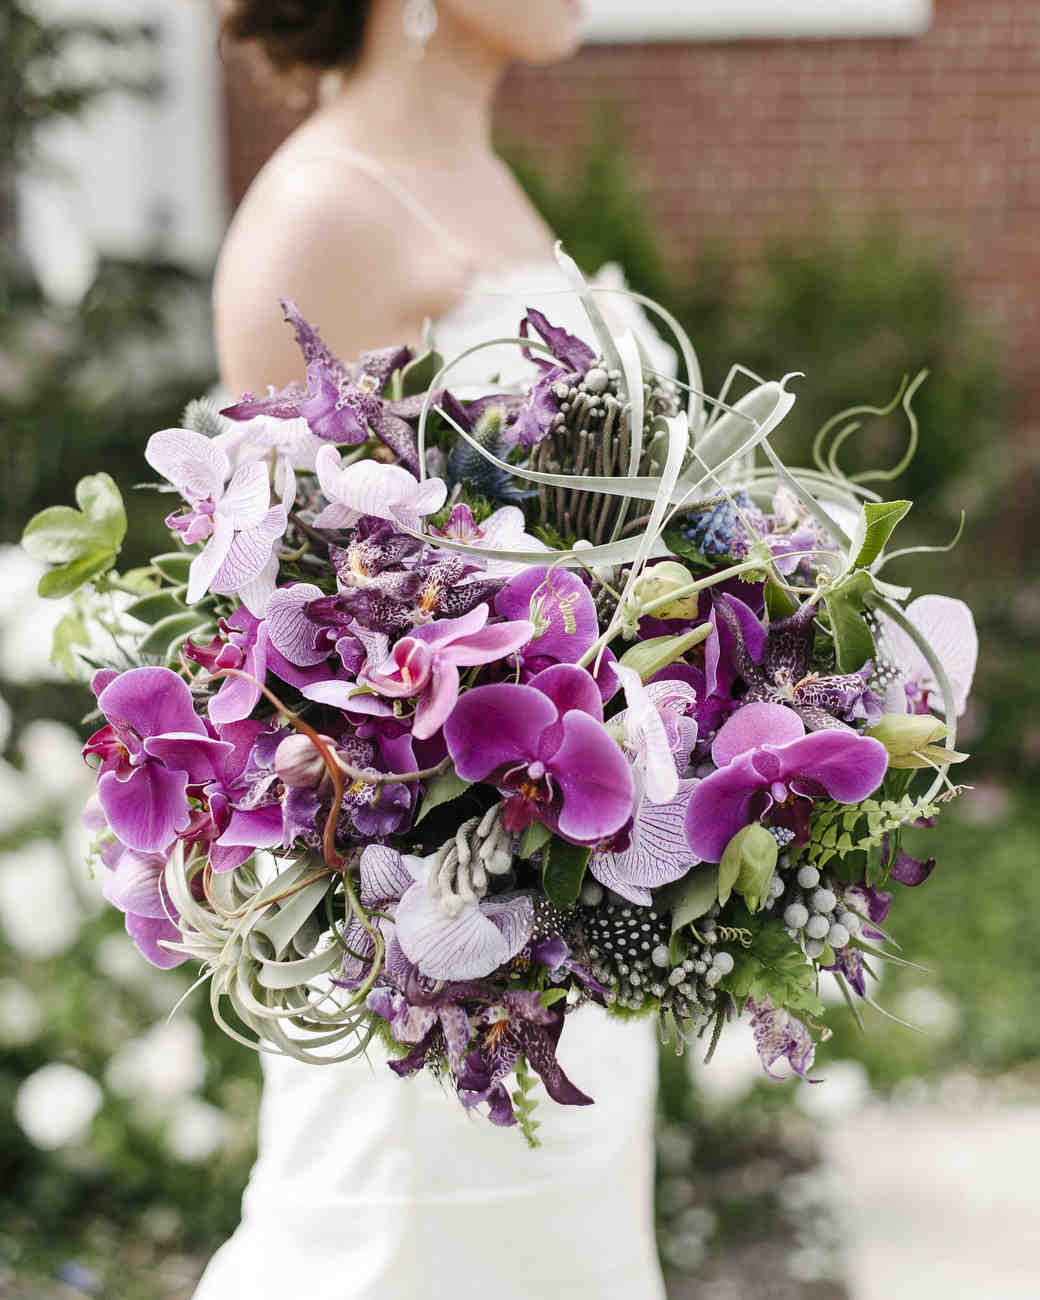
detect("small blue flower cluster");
top-left (679, 491), bottom-right (756, 557)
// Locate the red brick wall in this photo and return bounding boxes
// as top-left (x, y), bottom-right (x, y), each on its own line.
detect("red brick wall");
top-left (223, 0), bottom-right (1040, 419)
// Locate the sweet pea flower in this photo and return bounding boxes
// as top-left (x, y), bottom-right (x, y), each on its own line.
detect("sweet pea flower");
top-left (84, 667), bottom-right (233, 854)
top-left (684, 701), bottom-right (888, 862)
top-left (444, 663), bottom-right (633, 844)
top-left (145, 427), bottom-right (291, 615)
top-left (313, 446), bottom-right (446, 532)
top-left (879, 594), bottom-right (978, 716)
top-left (363, 604), bottom-right (535, 740)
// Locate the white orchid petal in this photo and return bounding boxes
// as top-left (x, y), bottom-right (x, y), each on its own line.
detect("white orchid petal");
top-left (236, 554), bottom-right (279, 617)
top-left (395, 884), bottom-right (511, 980)
top-left (146, 428), bottom-right (228, 501)
top-left (210, 507), bottom-right (287, 595)
top-left (187, 513), bottom-right (234, 604)
top-left (218, 460), bottom-right (271, 530)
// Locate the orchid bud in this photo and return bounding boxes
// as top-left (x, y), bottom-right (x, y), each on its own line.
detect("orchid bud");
top-left (618, 625), bottom-right (711, 683)
top-left (275, 733), bottom-right (334, 789)
top-left (632, 561), bottom-right (699, 620)
top-left (865, 713), bottom-right (969, 769)
top-left (719, 823), bottom-right (778, 912)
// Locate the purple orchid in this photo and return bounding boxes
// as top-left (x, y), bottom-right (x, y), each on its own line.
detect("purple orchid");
top-left (363, 604), bottom-right (535, 740)
top-left (684, 701), bottom-right (888, 862)
top-left (707, 593), bottom-right (883, 731)
top-left (589, 778), bottom-right (699, 905)
top-left (221, 300), bottom-right (422, 471)
top-left (444, 663), bottom-right (633, 843)
top-left (494, 564), bottom-right (618, 698)
top-left (145, 427), bottom-right (291, 616)
top-left (84, 667), bottom-right (233, 854)
top-left (504, 309), bottom-right (597, 448)
top-left (746, 997), bottom-right (819, 1081)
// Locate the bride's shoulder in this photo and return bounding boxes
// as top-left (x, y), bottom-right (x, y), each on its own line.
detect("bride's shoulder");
top-left (214, 139), bottom-right (440, 391)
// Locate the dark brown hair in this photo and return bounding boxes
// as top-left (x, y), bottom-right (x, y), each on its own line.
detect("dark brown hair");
top-left (222, 1), bottom-right (374, 72)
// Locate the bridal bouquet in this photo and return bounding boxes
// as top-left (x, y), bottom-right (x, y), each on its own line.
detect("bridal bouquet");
top-left (23, 248), bottom-right (975, 1142)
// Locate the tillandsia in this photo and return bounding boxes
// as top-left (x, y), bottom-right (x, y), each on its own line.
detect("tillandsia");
top-left (24, 244), bottom-right (978, 1143)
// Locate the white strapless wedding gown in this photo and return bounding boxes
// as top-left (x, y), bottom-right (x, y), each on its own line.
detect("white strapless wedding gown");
top-left (193, 261), bottom-right (672, 1300)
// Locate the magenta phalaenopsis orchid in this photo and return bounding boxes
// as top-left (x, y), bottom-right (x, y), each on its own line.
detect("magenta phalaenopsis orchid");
top-left (363, 604), bottom-right (535, 740)
top-left (683, 701), bottom-right (889, 862)
top-left (443, 663), bottom-right (633, 843)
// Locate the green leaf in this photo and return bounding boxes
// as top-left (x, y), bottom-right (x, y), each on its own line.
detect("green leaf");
top-left (617, 625), bottom-right (711, 682)
top-left (539, 988), bottom-right (568, 1008)
top-left (414, 769), bottom-right (471, 824)
top-left (720, 823), bottom-right (778, 912)
top-left (36, 548), bottom-right (116, 598)
top-left (399, 347), bottom-right (444, 398)
top-left (125, 588), bottom-right (189, 626)
top-left (723, 923), bottom-right (825, 1017)
top-left (542, 837), bottom-right (591, 908)
top-left (151, 552), bottom-right (194, 584)
top-left (850, 499), bottom-right (912, 569)
top-left (823, 570), bottom-right (877, 674)
top-left (50, 608), bottom-right (90, 678)
top-left (517, 820), bottom-right (552, 860)
top-left (137, 611), bottom-right (215, 661)
top-left (764, 574), bottom-right (798, 620)
top-left (22, 473), bottom-right (127, 598)
top-left (659, 865), bottom-right (719, 935)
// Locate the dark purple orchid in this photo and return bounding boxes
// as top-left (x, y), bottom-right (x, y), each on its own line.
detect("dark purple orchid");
top-left (707, 593), bottom-right (883, 732)
top-left (504, 309), bottom-right (597, 449)
top-left (221, 301), bottom-right (422, 471)
top-left (684, 701), bottom-right (888, 862)
top-left (84, 667), bottom-right (233, 854)
top-left (746, 997), bottom-right (819, 1081)
top-left (363, 604), bottom-right (534, 740)
top-left (444, 663), bottom-right (634, 844)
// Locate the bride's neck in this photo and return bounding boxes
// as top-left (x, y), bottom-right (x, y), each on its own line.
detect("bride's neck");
top-left (322, 5), bottom-right (506, 165)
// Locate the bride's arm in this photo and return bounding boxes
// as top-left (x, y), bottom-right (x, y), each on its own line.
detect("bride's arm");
top-left (213, 161), bottom-right (427, 395)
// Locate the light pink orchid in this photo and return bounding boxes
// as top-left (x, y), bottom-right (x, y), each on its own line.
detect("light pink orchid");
top-left (879, 594), bottom-right (978, 717)
top-left (431, 503), bottom-right (548, 579)
top-left (145, 427), bottom-right (292, 615)
top-left (363, 604), bottom-right (535, 740)
top-left (313, 446), bottom-right (446, 531)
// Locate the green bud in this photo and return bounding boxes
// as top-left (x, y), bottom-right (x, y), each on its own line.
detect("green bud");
top-left (632, 560), bottom-right (699, 619)
top-left (719, 823), bottom-right (778, 912)
top-left (866, 713), bottom-right (969, 768)
top-left (617, 624), bottom-right (711, 682)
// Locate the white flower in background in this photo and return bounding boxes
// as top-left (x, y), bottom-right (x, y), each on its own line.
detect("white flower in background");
top-left (689, 1022), bottom-right (764, 1107)
top-left (0, 758), bottom-right (35, 838)
top-left (164, 1096), bottom-right (231, 1163)
top-left (796, 1060), bottom-right (870, 1121)
top-left (19, 719), bottom-right (94, 809)
top-left (0, 693), bottom-right (10, 750)
top-left (0, 547), bottom-right (64, 684)
top-left (105, 1017), bottom-right (205, 1101)
top-left (0, 841), bottom-right (84, 958)
top-left (0, 979), bottom-right (45, 1047)
top-left (15, 1063), bottom-right (103, 1150)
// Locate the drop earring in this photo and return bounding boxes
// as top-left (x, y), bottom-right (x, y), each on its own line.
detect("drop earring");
top-left (403, 0), bottom-right (438, 59)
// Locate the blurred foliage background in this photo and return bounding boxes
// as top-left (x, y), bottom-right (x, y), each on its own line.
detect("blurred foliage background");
top-left (3, 16), bottom-right (1038, 1295)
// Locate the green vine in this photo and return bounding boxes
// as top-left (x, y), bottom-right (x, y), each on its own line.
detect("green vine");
top-left (806, 794), bottom-right (941, 869)
top-left (511, 1056), bottom-right (543, 1150)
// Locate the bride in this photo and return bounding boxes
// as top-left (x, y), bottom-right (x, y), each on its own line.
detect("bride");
top-left (197, 3), bottom-right (670, 1296)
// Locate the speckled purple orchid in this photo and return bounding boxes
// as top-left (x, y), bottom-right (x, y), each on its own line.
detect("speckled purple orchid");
top-left (84, 667), bottom-right (233, 854)
top-left (746, 997), bottom-right (819, 1081)
top-left (377, 981), bottom-right (592, 1125)
top-left (221, 301), bottom-right (422, 472)
top-left (684, 701), bottom-right (888, 862)
top-left (504, 309), bottom-right (597, 448)
top-left (444, 663), bottom-right (633, 844)
top-left (707, 593), bottom-right (883, 732)
top-left (363, 604), bottom-right (535, 740)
